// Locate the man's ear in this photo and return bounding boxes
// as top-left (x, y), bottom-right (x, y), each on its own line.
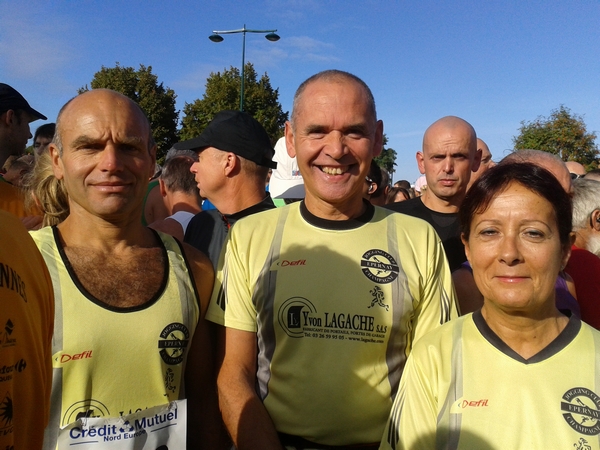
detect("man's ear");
top-left (49, 144), bottom-right (64, 180)
top-left (471, 148), bottom-right (482, 172)
top-left (285, 121), bottom-right (296, 158)
top-left (223, 152), bottom-right (239, 177)
top-left (592, 209), bottom-right (600, 231)
top-left (372, 120), bottom-right (384, 158)
top-left (148, 144), bottom-right (158, 179)
top-left (0, 110), bottom-right (12, 127)
top-left (158, 178), bottom-right (167, 197)
top-left (416, 152), bottom-right (426, 174)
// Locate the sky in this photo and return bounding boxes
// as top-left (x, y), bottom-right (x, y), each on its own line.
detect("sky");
top-left (2, 0), bottom-right (600, 183)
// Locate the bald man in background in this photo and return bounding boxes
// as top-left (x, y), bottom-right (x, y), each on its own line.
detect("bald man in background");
top-left (566, 160), bottom-right (586, 179)
top-left (467, 138), bottom-right (495, 189)
top-left (386, 116), bottom-right (481, 271)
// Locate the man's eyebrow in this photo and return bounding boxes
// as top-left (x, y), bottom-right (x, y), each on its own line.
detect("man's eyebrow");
top-left (70, 135), bottom-right (99, 148)
top-left (116, 136), bottom-right (145, 147)
top-left (304, 124), bottom-right (328, 134)
top-left (70, 135), bottom-right (145, 148)
top-left (343, 123), bottom-right (370, 134)
top-left (303, 123), bottom-right (370, 134)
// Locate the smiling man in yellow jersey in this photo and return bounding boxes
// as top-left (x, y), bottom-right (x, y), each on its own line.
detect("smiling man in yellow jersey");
top-left (208, 70), bottom-right (458, 449)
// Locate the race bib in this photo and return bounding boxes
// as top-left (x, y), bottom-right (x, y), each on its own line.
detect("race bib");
top-left (58, 400), bottom-right (185, 449)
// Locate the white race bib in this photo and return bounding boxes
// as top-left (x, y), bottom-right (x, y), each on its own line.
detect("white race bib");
top-left (58, 400), bottom-right (186, 449)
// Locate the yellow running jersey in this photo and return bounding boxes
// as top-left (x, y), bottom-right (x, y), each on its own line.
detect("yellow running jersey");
top-left (381, 311), bottom-right (600, 450)
top-left (30, 227), bottom-right (199, 449)
top-left (0, 211), bottom-right (54, 450)
top-left (207, 201), bottom-right (458, 445)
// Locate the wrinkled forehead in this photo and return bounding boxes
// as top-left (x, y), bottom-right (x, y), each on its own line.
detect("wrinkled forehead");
top-left (424, 131), bottom-right (473, 154)
top-left (61, 94), bottom-right (150, 144)
top-left (296, 79), bottom-right (375, 122)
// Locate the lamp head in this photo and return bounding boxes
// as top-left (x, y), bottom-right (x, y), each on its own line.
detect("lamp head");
top-left (265, 32), bottom-right (280, 42)
top-left (209, 34), bottom-right (224, 43)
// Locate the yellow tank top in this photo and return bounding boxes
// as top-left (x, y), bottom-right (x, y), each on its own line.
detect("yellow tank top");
top-left (30, 227), bottom-right (199, 449)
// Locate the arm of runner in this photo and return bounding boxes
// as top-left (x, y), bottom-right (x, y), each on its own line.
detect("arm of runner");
top-left (218, 327), bottom-right (284, 450)
top-left (380, 351), bottom-right (438, 450)
top-left (411, 230), bottom-right (459, 346)
top-left (181, 243), bottom-right (224, 449)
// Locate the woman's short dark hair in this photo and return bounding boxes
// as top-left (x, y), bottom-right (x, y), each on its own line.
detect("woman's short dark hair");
top-left (459, 162), bottom-right (572, 246)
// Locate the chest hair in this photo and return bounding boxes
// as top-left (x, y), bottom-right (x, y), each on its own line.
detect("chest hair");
top-left (64, 246), bottom-right (166, 308)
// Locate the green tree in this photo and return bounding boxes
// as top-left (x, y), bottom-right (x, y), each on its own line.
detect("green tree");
top-left (513, 105), bottom-right (599, 167)
top-left (79, 64), bottom-right (179, 161)
top-left (180, 63), bottom-right (288, 143)
top-left (374, 134), bottom-right (397, 175)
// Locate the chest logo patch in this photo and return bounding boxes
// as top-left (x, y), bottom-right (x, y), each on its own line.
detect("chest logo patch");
top-left (158, 323), bottom-right (190, 365)
top-left (561, 387), bottom-right (600, 435)
top-left (63, 398), bottom-right (110, 426)
top-left (368, 286), bottom-right (389, 311)
top-left (278, 297), bottom-right (317, 338)
top-left (360, 250), bottom-right (399, 284)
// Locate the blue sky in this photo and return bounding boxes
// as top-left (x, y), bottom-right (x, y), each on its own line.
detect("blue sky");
top-left (2, 0), bottom-right (599, 183)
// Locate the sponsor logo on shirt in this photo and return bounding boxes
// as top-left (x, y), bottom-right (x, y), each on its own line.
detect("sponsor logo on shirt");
top-left (165, 368), bottom-right (176, 393)
top-left (0, 358), bottom-right (26, 383)
top-left (457, 398), bottom-right (489, 408)
top-left (277, 297), bottom-right (387, 343)
top-left (0, 392), bottom-right (13, 435)
top-left (57, 350), bottom-right (93, 364)
top-left (368, 286), bottom-right (389, 311)
top-left (63, 399), bottom-right (111, 426)
top-left (360, 249), bottom-right (399, 284)
top-left (270, 258), bottom-right (307, 270)
top-left (562, 387), bottom-right (600, 436)
top-left (158, 323), bottom-right (190, 365)
top-left (66, 404), bottom-right (179, 443)
top-left (0, 319), bottom-right (16, 348)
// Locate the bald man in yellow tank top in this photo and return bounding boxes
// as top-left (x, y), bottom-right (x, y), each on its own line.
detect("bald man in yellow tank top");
top-left (30, 89), bottom-right (220, 449)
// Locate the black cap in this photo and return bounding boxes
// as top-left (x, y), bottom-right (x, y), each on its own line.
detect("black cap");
top-left (0, 83), bottom-right (47, 121)
top-left (174, 110), bottom-right (276, 169)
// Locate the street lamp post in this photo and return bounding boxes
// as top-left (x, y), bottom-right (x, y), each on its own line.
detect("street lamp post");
top-left (209, 25), bottom-right (280, 112)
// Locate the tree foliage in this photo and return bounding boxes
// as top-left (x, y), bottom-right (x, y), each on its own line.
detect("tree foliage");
top-left (374, 134), bottom-right (397, 175)
top-left (79, 64), bottom-right (179, 161)
top-left (513, 105), bottom-right (599, 167)
top-left (180, 63), bottom-right (288, 143)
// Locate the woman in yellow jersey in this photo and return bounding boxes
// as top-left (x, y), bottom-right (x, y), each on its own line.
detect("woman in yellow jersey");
top-left (381, 162), bottom-right (600, 450)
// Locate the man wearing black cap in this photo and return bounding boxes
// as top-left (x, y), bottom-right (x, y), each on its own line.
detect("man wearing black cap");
top-left (175, 110), bottom-right (277, 269)
top-left (0, 83), bottom-right (47, 217)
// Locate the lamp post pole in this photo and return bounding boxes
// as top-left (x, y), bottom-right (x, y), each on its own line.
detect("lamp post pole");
top-left (209, 25), bottom-right (280, 112)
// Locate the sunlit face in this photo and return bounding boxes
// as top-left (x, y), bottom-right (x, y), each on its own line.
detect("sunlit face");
top-left (417, 126), bottom-right (479, 201)
top-left (52, 90), bottom-right (156, 221)
top-left (464, 182), bottom-right (570, 314)
top-left (189, 146), bottom-right (226, 201)
top-left (286, 78), bottom-right (383, 217)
